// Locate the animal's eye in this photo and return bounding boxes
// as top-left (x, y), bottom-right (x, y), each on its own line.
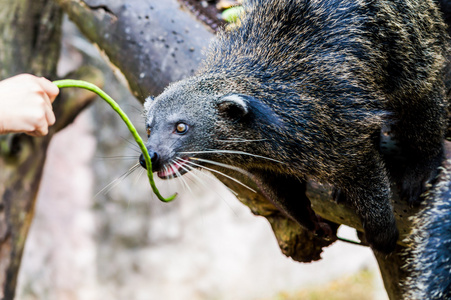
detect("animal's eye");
top-left (146, 127), bottom-right (151, 137)
top-left (175, 122), bottom-right (189, 135)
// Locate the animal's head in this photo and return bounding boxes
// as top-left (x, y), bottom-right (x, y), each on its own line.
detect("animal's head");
top-left (139, 77), bottom-right (283, 179)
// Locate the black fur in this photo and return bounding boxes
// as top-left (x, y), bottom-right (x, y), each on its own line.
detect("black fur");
top-left (142, 0), bottom-right (449, 253)
top-left (404, 162), bottom-right (451, 299)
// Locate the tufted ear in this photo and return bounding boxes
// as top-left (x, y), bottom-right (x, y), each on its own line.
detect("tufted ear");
top-left (218, 94), bottom-right (283, 126)
top-left (217, 94), bottom-right (249, 119)
top-left (143, 96), bottom-right (155, 115)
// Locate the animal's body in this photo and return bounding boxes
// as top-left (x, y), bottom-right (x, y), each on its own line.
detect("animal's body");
top-left (404, 161), bottom-right (451, 299)
top-left (141, 0), bottom-right (449, 253)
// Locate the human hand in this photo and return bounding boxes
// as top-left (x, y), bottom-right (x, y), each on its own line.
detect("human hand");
top-left (0, 74), bottom-right (59, 136)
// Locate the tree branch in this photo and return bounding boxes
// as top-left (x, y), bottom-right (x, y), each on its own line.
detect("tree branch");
top-left (55, 0), bottom-right (214, 100)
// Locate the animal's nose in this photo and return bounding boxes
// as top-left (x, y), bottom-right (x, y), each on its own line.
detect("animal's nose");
top-left (139, 151), bottom-right (160, 170)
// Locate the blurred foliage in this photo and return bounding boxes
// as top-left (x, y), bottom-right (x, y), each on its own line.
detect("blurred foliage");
top-left (264, 269), bottom-right (376, 300)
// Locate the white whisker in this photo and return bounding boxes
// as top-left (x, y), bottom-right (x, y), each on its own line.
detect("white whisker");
top-left (174, 159), bottom-right (209, 190)
top-left (217, 138), bottom-right (268, 143)
top-left (136, 168), bottom-right (145, 182)
top-left (189, 157), bottom-right (256, 178)
top-left (162, 164), bottom-right (174, 192)
top-left (175, 157), bottom-right (242, 196)
top-left (120, 137), bottom-right (142, 152)
top-left (163, 164), bottom-right (170, 179)
top-left (175, 159), bottom-right (239, 217)
top-left (186, 157), bottom-right (264, 195)
top-left (195, 169), bottom-right (240, 217)
top-left (184, 160), bottom-right (257, 193)
top-left (131, 166), bottom-right (146, 187)
top-left (173, 159), bottom-right (193, 194)
top-left (179, 149), bottom-right (285, 164)
top-left (95, 163), bottom-right (140, 197)
top-left (226, 187), bottom-right (239, 196)
top-left (176, 158), bottom-right (242, 197)
top-left (174, 170), bottom-right (185, 192)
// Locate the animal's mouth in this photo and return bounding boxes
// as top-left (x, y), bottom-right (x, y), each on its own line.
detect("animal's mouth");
top-left (157, 157), bottom-right (191, 179)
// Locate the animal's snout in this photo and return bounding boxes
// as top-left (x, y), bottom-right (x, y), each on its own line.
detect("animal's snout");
top-left (139, 151), bottom-right (160, 170)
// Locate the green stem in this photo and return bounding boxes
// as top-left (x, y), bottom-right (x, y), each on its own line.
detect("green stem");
top-left (53, 79), bottom-right (176, 202)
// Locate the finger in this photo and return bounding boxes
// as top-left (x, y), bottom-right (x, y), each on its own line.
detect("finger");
top-left (41, 93), bottom-right (56, 126)
top-left (33, 123), bottom-right (48, 137)
top-left (45, 105), bottom-right (56, 127)
top-left (26, 126), bottom-right (47, 137)
top-left (41, 89), bottom-right (53, 108)
top-left (37, 77), bottom-right (59, 102)
top-left (25, 131), bottom-right (40, 137)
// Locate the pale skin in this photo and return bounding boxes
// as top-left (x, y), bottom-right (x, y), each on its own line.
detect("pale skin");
top-left (0, 74), bottom-right (59, 137)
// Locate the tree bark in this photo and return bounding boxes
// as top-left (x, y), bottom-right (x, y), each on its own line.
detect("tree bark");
top-left (55, 0), bottom-right (212, 100)
top-left (0, 1), bottom-right (101, 298)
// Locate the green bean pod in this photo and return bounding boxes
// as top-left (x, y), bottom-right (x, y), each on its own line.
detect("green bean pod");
top-left (53, 79), bottom-right (176, 202)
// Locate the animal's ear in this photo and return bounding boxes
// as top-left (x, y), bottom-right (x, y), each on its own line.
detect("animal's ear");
top-left (143, 96), bottom-right (155, 114)
top-left (218, 94), bottom-right (282, 126)
top-left (217, 94), bottom-right (249, 119)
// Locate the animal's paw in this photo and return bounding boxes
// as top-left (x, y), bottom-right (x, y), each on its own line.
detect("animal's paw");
top-left (363, 220), bottom-right (399, 254)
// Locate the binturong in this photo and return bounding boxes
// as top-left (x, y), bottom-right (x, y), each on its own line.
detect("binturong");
top-left (140, 0), bottom-right (450, 253)
top-left (403, 159), bottom-right (451, 299)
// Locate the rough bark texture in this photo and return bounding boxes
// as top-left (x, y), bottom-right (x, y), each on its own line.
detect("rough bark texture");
top-left (0, 1), bottom-right (101, 298)
top-left (0, 2), bottom-right (63, 298)
top-left (55, 0), bottom-right (212, 100)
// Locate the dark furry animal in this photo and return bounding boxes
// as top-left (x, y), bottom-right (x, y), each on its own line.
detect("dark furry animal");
top-left (140, 0), bottom-right (449, 253)
top-left (404, 160), bottom-right (451, 300)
